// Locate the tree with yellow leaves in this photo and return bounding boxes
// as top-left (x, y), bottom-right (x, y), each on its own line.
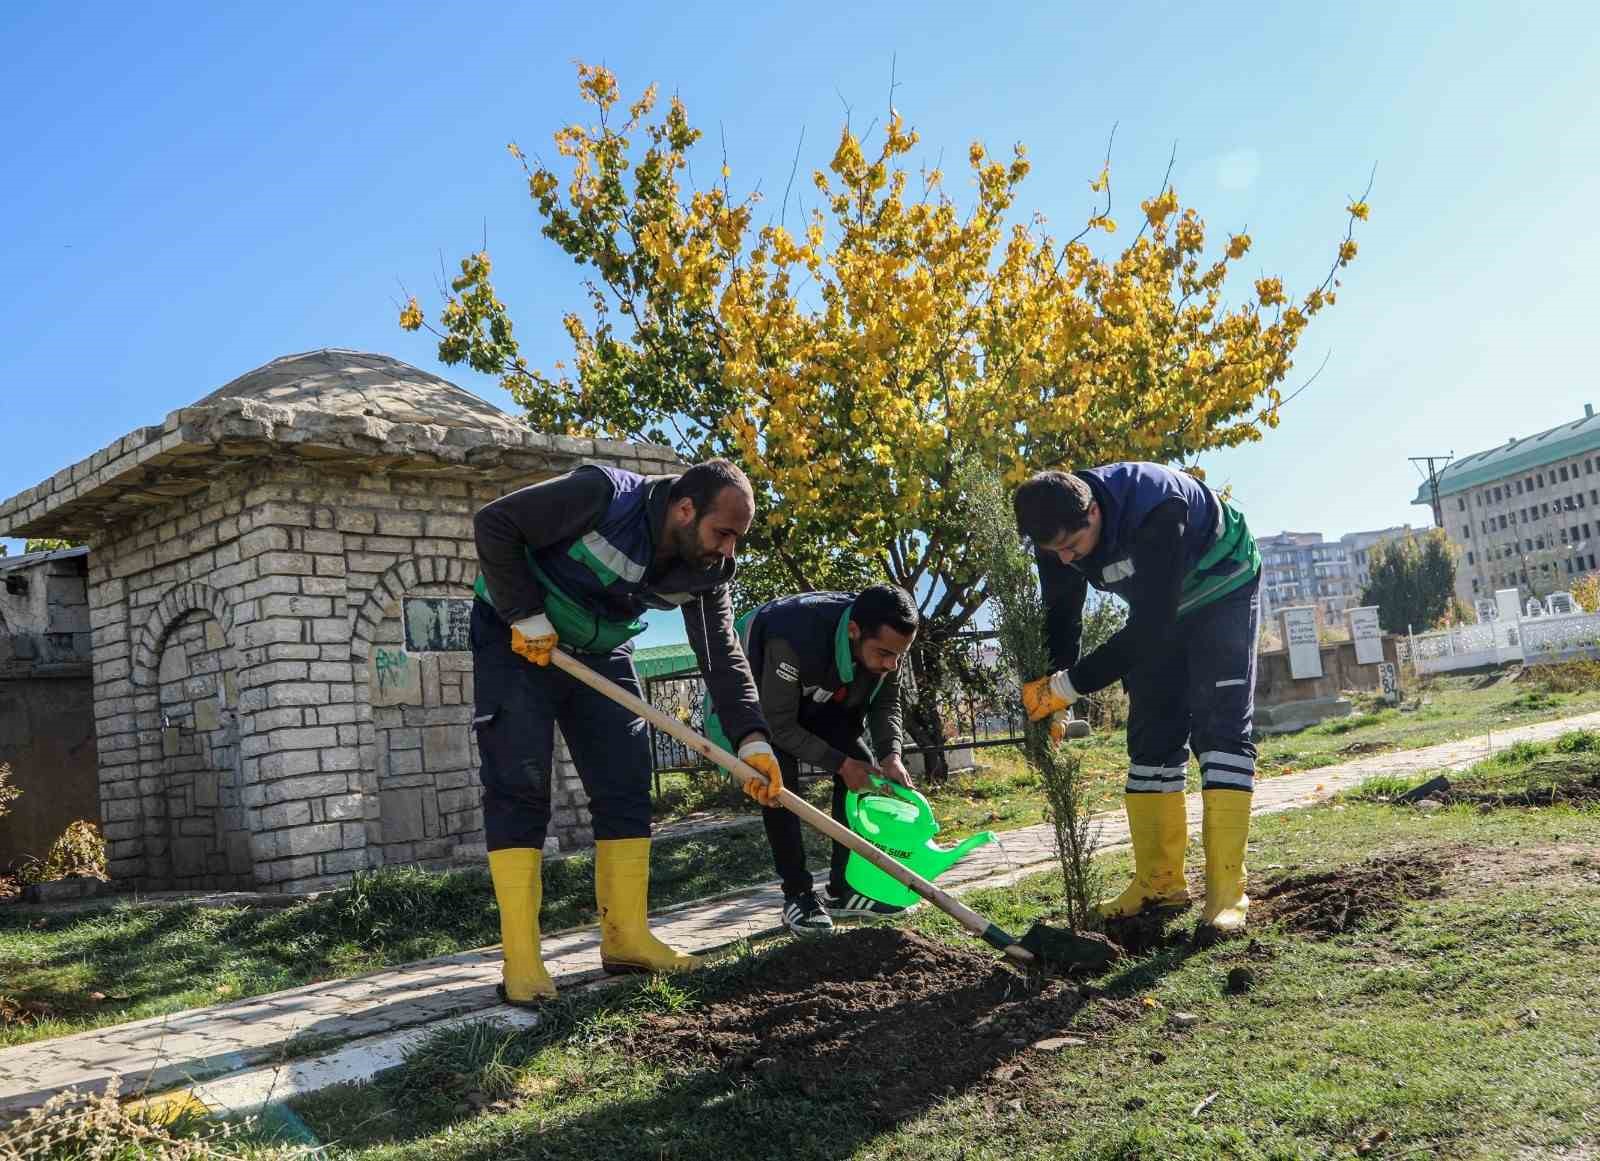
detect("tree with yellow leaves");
top-left (403, 63), bottom-right (1369, 772)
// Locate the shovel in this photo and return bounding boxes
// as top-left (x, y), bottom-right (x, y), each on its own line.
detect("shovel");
top-left (550, 648), bottom-right (1112, 971)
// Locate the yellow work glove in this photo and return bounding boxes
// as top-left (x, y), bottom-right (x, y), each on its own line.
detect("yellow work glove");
top-left (736, 738), bottom-right (784, 806)
top-left (1022, 671), bottom-right (1076, 722)
top-left (509, 613), bottom-right (557, 666)
top-left (1048, 710), bottom-right (1070, 746)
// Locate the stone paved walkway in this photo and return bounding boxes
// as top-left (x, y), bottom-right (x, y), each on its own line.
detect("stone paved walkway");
top-left (4, 709), bottom-right (1597, 1118)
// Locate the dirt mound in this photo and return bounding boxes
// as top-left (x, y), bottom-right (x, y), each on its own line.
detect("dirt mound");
top-left (1101, 905), bottom-right (1194, 955)
top-left (1257, 854), bottom-right (1444, 937)
top-left (627, 927), bottom-right (1130, 1123)
top-left (1448, 769), bottom-right (1600, 808)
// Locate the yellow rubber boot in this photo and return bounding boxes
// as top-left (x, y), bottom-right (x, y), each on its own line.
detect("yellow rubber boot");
top-left (594, 838), bottom-right (703, 974)
top-left (488, 848), bottom-right (557, 1006)
top-left (1097, 792), bottom-right (1191, 919)
top-left (1201, 788), bottom-right (1251, 933)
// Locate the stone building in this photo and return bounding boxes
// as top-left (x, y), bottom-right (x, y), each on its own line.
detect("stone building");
top-left (0, 350), bottom-right (679, 892)
top-left (0, 547), bottom-right (98, 867)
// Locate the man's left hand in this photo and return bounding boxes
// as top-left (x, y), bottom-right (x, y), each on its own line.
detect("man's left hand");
top-left (880, 753), bottom-right (914, 789)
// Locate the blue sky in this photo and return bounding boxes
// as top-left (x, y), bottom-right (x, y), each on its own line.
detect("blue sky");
top-left (3, 1), bottom-right (1597, 647)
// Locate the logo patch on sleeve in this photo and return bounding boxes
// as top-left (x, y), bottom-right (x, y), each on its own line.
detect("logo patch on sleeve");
top-left (776, 661), bottom-right (799, 682)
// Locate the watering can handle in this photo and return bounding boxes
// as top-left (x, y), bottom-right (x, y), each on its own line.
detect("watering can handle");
top-left (866, 774), bottom-right (937, 830)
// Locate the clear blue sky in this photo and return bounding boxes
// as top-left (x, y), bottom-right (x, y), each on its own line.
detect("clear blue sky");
top-left (4, 2), bottom-right (1597, 647)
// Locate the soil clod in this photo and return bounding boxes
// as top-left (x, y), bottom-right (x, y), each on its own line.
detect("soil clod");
top-left (1258, 854), bottom-right (1444, 937)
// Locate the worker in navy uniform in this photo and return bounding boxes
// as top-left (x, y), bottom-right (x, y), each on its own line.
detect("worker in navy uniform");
top-left (472, 459), bottom-right (782, 1006)
top-left (1013, 462), bottom-right (1261, 934)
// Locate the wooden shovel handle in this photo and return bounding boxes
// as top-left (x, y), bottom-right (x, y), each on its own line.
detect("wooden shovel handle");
top-left (548, 647), bottom-right (1033, 963)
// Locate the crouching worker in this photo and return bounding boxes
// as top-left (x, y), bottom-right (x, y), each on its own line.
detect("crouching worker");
top-left (1012, 462), bottom-right (1262, 934)
top-left (717, 586), bottom-right (918, 936)
top-left (472, 459), bottom-right (783, 1006)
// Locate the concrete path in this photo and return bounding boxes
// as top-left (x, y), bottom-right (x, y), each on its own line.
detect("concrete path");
top-left (4, 709), bottom-right (1597, 1120)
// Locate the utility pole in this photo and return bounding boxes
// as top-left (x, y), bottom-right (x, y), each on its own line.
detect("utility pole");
top-left (1410, 454), bottom-right (1454, 528)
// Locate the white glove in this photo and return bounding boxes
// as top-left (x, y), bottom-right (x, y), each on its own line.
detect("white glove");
top-left (509, 612), bottom-right (557, 665)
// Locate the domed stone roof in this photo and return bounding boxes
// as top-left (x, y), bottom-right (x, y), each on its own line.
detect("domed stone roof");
top-left (193, 349), bottom-right (526, 436)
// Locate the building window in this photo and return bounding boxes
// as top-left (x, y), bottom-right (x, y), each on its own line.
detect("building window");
top-left (1527, 476), bottom-right (1535, 490)
top-left (1472, 578), bottom-right (1481, 593)
top-left (1561, 466), bottom-right (1571, 482)
top-left (1458, 497), bottom-right (1466, 511)
top-left (1539, 473), bottom-right (1546, 486)
top-left (1588, 460), bottom-right (1595, 474)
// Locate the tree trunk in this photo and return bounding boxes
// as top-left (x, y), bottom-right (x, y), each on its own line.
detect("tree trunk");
top-left (905, 635), bottom-right (950, 783)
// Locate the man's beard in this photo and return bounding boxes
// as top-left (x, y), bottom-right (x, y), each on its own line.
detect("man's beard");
top-left (670, 520), bottom-right (713, 570)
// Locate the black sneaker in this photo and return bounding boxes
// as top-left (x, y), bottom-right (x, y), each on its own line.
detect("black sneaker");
top-left (782, 892), bottom-right (834, 937)
top-left (822, 888), bottom-right (909, 920)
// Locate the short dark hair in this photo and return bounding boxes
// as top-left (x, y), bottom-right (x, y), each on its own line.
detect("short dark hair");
top-left (669, 459), bottom-right (753, 516)
top-left (1013, 471), bottom-right (1094, 544)
top-left (851, 585), bottom-right (919, 639)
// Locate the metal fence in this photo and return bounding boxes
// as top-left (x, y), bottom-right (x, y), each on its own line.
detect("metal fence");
top-left (640, 630), bottom-right (1029, 777)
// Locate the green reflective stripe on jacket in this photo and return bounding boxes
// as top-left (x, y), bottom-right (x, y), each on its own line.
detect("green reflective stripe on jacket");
top-left (1177, 500), bottom-right (1260, 617)
top-left (473, 563), bottom-right (646, 654)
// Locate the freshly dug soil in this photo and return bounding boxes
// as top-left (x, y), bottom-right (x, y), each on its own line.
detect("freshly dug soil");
top-left (627, 927), bottom-right (1136, 1123)
top-left (1446, 768), bottom-right (1600, 808)
top-left (1256, 854), bottom-right (1444, 937)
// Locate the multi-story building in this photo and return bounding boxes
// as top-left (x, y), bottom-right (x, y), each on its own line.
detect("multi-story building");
top-left (1258, 532), bottom-right (1324, 620)
top-left (1413, 404), bottom-right (1600, 606)
top-left (1258, 526), bottom-right (1412, 623)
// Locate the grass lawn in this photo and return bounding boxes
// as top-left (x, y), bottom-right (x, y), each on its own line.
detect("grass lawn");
top-left (3, 667), bottom-right (1594, 1053)
top-left (918, 667), bottom-right (1600, 841)
top-left (281, 742), bottom-right (1600, 1160)
top-left (0, 824), bottom-right (830, 1049)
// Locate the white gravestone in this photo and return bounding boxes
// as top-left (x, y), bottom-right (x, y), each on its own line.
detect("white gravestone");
top-left (1347, 605), bottom-right (1384, 666)
top-left (1281, 606), bottom-right (1323, 680)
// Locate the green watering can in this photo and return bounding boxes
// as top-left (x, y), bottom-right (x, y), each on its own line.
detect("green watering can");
top-left (843, 776), bottom-right (996, 909)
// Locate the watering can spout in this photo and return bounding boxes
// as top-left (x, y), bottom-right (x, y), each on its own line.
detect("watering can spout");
top-left (915, 829), bottom-right (996, 880)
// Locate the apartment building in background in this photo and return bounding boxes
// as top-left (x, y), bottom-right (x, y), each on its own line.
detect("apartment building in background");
top-left (1258, 525), bottom-right (1414, 624)
top-left (1413, 404), bottom-right (1600, 606)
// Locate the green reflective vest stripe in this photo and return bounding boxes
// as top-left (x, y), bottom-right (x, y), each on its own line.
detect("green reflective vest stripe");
top-left (1177, 499), bottom-right (1261, 617)
top-left (473, 558), bottom-right (646, 654)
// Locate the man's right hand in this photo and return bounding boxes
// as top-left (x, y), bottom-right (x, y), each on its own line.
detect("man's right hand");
top-left (1022, 671), bottom-right (1075, 722)
top-left (838, 757), bottom-right (880, 791)
top-left (509, 613), bottom-right (557, 666)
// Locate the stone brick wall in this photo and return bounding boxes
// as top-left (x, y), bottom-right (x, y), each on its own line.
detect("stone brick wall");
top-left (153, 608), bottom-right (251, 887)
top-left (89, 456), bottom-right (659, 892)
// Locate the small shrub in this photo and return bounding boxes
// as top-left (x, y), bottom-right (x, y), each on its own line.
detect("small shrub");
top-left (0, 763), bottom-right (20, 820)
top-left (18, 820), bottom-right (108, 886)
top-left (0, 1078), bottom-right (274, 1160)
top-left (1554, 730), bottom-right (1600, 754)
